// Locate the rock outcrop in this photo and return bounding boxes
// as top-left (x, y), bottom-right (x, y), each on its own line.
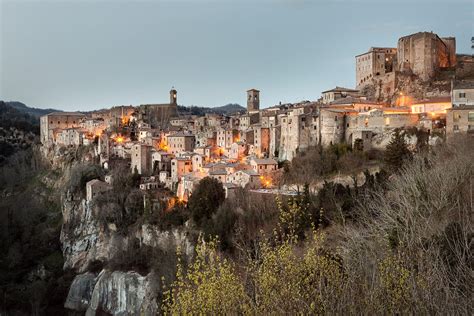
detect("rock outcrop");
top-left (61, 197), bottom-right (193, 273)
top-left (64, 272), bottom-right (97, 311)
top-left (65, 270), bottom-right (160, 315)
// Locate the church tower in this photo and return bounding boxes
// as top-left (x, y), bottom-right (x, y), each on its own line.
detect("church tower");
top-left (170, 88), bottom-right (178, 105)
top-left (247, 89), bottom-right (260, 112)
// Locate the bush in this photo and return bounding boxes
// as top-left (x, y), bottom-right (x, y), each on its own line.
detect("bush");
top-left (188, 177), bottom-right (225, 226)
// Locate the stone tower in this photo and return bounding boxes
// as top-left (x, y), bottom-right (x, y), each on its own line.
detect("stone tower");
top-left (247, 89), bottom-right (260, 112)
top-left (170, 88), bottom-right (178, 105)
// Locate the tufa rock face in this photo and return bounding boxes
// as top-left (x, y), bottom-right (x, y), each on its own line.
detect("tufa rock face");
top-left (60, 198), bottom-right (125, 272)
top-left (65, 270), bottom-right (159, 315)
top-left (64, 272), bottom-right (97, 311)
top-left (61, 194), bottom-right (193, 273)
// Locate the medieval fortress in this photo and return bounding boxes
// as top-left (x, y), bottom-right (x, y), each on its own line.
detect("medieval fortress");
top-left (40, 31), bottom-right (474, 199)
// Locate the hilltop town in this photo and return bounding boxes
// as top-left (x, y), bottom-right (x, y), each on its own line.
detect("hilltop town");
top-left (1, 28), bottom-right (473, 316)
top-left (39, 31), bottom-right (474, 202)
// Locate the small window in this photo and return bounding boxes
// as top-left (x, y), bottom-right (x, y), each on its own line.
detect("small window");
top-left (335, 116), bottom-right (338, 121)
top-left (459, 92), bottom-right (466, 98)
top-left (469, 112), bottom-right (474, 122)
top-left (454, 125), bottom-right (459, 131)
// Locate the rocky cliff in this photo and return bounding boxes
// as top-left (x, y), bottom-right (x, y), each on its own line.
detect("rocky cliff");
top-left (34, 145), bottom-right (195, 314)
top-left (65, 270), bottom-right (160, 315)
top-left (61, 192), bottom-right (193, 314)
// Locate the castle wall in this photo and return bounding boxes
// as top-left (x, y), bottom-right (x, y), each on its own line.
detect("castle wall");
top-left (398, 32), bottom-right (455, 81)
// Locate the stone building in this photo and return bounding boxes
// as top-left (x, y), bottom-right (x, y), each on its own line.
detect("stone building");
top-left (229, 142), bottom-right (248, 160)
top-left (239, 112), bottom-right (260, 130)
top-left (446, 106), bottom-right (474, 139)
top-left (322, 87), bottom-right (362, 104)
top-left (171, 157), bottom-right (193, 182)
top-left (328, 97), bottom-right (385, 112)
top-left (269, 125), bottom-right (281, 158)
top-left (139, 89), bottom-right (178, 128)
top-left (452, 81), bottom-right (474, 107)
top-left (278, 107), bottom-right (318, 161)
top-left (227, 169), bottom-right (261, 189)
top-left (247, 89), bottom-right (260, 112)
top-left (216, 128), bottom-right (239, 151)
top-left (410, 97), bottom-right (452, 115)
top-left (40, 112), bottom-right (86, 145)
top-left (397, 32), bottom-right (456, 81)
top-left (345, 108), bottom-right (419, 147)
top-left (100, 106), bottom-right (135, 128)
top-left (166, 132), bottom-right (196, 155)
top-left (356, 47), bottom-right (397, 89)
top-left (86, 179), bottom-right (111, 202)
top-left (251, 126), bottom-right (270, 158)
top-left (151, 151), bottom-right (173, 173)
top-left (81, 118), bottom-right (106, 136)
top-left (56, 128), bottom-right (87, 147)
top-left (250, 158), bottom-right (278, 175)
top-left (318, 108), bottom-right (349, 147)
top-left (131, 143), bottom-right (152, 175)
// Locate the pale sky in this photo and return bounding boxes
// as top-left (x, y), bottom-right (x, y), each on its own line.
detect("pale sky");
top-left (1, 0), bottom-right (473, 111)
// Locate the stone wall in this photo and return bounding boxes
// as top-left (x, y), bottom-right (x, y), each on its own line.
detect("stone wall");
top-left (398, 32), bottom-right (455, 81)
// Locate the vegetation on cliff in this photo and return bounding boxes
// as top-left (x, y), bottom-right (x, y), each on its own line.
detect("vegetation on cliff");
top-left (163, 138), bottom-right (474, 314)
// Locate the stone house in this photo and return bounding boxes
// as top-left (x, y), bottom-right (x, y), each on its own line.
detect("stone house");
top-left (278, 109), bottom-right (318, 161)
top-left (452, 81), bottom-right (474, 107)
top-left (216, 128), bottom-right (239, 151)
top-left (250, 158), bottom-right (278, 175)
top-left (171, 157), bottom-right (193, 182)
top-left (446, 106), bottom-right (474, 139)
top-left (321, 87), bottom-right (361, 104)
top-left (151, 151), bottom-right (173, 173)
top-left (56, 128), bottom-right (86, 147)
top-left (410, 97), bottom-right (452, 115)
top-left (166, 132), bottom-right (196, 155)
top-left (209, 169), bottom-right (228, 183)
top-left (227, 169), bottom-right (261, 189)
top-left (251, 126), bottom-right (270, 158)
top-left (229, 142), bottom-right (248, 161)
top-left (131, 143), bottom-right (152, 175)
top-left (81, 118), bottom-right (106, 137)
top-left (86, 179), bottom-right (111, 202)
top-left (191, 154), bottom-right (204, 172)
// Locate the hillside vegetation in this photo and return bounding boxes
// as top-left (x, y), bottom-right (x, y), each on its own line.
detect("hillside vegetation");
top-left (163, 136), bottom-right (474, 314)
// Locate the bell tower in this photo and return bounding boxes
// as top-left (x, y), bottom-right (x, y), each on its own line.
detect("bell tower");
top-left (170, 88), bottom-right (177, 105)
top-left (247, 89), bottom-right (260, 112)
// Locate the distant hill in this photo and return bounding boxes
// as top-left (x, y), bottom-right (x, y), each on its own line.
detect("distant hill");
top-left (4, 101), bottom-right (59, 118)
top-left (0, 101), bottom-right (40, 133)
top-left (178, 103), bottom-right (245, 116)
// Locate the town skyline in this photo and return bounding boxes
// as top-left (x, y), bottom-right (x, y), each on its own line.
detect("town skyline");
top-left (1, 0), bottom-right (473, 111)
